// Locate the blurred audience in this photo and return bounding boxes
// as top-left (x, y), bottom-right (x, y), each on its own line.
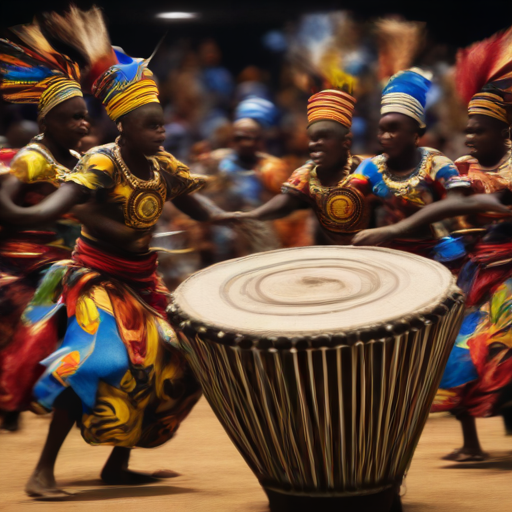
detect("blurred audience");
top-left (0, 14), bottom-right (468, 287)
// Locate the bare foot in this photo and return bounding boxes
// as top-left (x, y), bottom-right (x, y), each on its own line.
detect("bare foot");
top-left (25, 470), bottom-right (72, 498)
top-left (151, 469), bottom-right (181, 478)
top-left (100, 467), bottom-right (161, 486)
top-left (442, 447), bottom-right (489, 462)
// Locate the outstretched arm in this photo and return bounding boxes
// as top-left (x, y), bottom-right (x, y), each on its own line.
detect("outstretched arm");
top-left (0, 181), bottom-right (88, 226)
top-left (353, 192), bottom-right (512, 246)
top-left (171, 193), bottom-right (224, 222)
top-left (241, 193), bottom-right (307, 221)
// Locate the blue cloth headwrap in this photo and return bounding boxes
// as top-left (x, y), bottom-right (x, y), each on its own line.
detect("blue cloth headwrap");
top-left (234, 97), bottom-right (278, 128)
top-left (381, 68), bottom-right (432, 128)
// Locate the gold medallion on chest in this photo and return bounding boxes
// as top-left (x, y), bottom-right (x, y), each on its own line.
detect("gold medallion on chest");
top-left (323, 187), bottom-right (364, 231)
top-left (125, 189), bottom-right (164, 229)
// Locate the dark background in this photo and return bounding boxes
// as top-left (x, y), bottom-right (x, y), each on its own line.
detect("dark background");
top-left (2, 1), bottom-right (512, 73)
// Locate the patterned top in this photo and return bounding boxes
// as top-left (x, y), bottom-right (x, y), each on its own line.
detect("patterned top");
top-left (67, 143), bottom-right (206, 229)
top-left (454, 148), bottom-right (512, 194)
top-left (1, 142), bottom-right (81, 248)
top-left (282, 156), bottom-right (369, 235)
top-left (353, 147), bottom-right (462, 226)
top-left (9, 142), bottom-right (80, 186)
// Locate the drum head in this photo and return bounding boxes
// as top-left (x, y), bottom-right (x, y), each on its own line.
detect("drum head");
top-left (172, 246), bottom-right (456, 337)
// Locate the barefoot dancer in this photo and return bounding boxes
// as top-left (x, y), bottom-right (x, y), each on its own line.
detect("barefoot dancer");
top-left (218, 87), bottom-right (375, 243)
top-left (1, 7), bottom-right (217, 497)
top-left (0, 23), bottom-right (90, 431)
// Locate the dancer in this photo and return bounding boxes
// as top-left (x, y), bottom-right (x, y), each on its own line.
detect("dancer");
top-left (350, 66), bottom-right (466, 256)
top-left (0, 23), bottom-right (89, 431)
top-left (354, 26), bottom-right (512, 462)
top-left (0, 7), bottom-right (217, 497)
top-left (203, 97), bottom-right (308, 259)
top-left (216, 87), bottom-right (375, 244)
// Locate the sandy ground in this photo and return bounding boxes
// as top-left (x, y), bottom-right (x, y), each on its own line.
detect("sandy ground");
top-left (1, 398), bottom-right (511, 512)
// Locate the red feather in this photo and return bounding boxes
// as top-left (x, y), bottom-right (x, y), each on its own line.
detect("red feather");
top-left (456, 26), bottom-right (512, 104)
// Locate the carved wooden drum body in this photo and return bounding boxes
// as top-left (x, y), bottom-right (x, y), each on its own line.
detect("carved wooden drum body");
top-left (168, 246), bottom-right (465, 512)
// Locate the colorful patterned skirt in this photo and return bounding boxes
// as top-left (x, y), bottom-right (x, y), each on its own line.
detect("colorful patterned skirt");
top-left (0, 231), bottom-right (71, 411)
top-left (3, 237), bottom-right (201, 447)
top-left (0, 231), bottom-right (70, 350)
top-left (432, 241), bottom-right (512, 417)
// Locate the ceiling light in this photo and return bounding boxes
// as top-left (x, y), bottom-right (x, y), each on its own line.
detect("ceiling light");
top-left (156, 12), bottom-right (197, 20)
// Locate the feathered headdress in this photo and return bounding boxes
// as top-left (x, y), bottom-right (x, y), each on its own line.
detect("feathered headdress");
top-left (375, 19), bottom-right (430, 127)
top-left (289, 13), bottom-right (357, 129)
top-left (39, 6), bottom-right (160, 122)
top-left (455, 26), bottom-right (512, 125)
top-left (0, 22), bottom-right (82, 119)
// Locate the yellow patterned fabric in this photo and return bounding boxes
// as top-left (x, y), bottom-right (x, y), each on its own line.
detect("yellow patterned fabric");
top-left (67, 143), bottom-right (206, 229)
top-left (307, 89), bottom-right (355, 128)
top-left (9, 143), bottom-right (79, 185)
top-left (37, 76), bottom-right (83, 119)
top-left (468, 92), bottom-right (509, 124)
top-left (92, 48), bottom-right (160, 122)
top-left (25, 241), bottom-right (202, 448)
top-left (95, 71), bottom-right (159, 122)
top-left (0, 25), bottom-right (82, 118)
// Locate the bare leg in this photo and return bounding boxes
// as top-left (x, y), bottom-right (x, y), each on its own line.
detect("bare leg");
top-left (502, 406), bottom-right (512, 435)
top-left (1, 410), bottom-right (20, 432)
top-left (442, 411), bottom-right (488, 462)
top-left (25, 407), bottom-right (76, 497)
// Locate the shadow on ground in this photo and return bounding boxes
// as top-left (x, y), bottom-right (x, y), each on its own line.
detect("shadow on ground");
top-left (34, 485), bottom-right (196, 502)
top-left (442, 453), bottom-right (512, 471)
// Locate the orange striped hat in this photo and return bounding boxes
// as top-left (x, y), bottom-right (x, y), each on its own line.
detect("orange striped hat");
top-left (307, 89), bottom-right (356, 128)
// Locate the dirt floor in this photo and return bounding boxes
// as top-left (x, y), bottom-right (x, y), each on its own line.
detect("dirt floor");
top-left (1, 398), bottom-right (511, 512)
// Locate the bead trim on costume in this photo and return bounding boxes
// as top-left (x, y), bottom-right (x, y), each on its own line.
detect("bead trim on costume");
top-left (308, 153), bottom-right (353, 193)
top-left (113, 139), bottom-right (167, 229)
top-left (374, 148), bottom-right (433, 196)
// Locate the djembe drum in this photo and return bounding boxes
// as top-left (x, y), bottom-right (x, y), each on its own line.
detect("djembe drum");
top-left (168, 246), bottom-right (465, 512)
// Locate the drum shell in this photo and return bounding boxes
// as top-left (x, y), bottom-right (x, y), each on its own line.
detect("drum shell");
top-left (171, 287), bottom-right (464, 498)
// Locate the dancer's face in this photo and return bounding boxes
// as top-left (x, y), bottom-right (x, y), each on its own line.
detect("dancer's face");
top-left (42, 97), bottom-right (90, 151)
top-left (307, 121), bottom-right (351, 172)
top-left (465, 115), bottom-right (509, 165)
top-left (232, 119), bottom-right (263, 160)
top-left (120, 103), bottom-right (166, 156)
top-left (378, 113), bottom-right (419, 160)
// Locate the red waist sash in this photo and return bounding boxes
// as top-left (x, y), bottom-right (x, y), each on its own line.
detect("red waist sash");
top-left (72, 237), bottom-right (158, 288)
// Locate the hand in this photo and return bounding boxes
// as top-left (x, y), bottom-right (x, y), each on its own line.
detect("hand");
top-left (352, 225), bottom-right (399, 246)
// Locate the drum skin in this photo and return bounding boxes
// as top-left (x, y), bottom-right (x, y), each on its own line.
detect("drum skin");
top-left (168, 246), bottom-right (465, 512)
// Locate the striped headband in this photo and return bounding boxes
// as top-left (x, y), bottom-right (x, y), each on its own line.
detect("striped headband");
top-left (307, 90), bottom-right (356, 129)
top-left (380, 68), bottom-right (431, 128)
top-left (468, 91), bottom-right (509, 125)
top-left (38, 76), bottom-right (83, 119)
top-left (381, 92), bottom-right (425, 128)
